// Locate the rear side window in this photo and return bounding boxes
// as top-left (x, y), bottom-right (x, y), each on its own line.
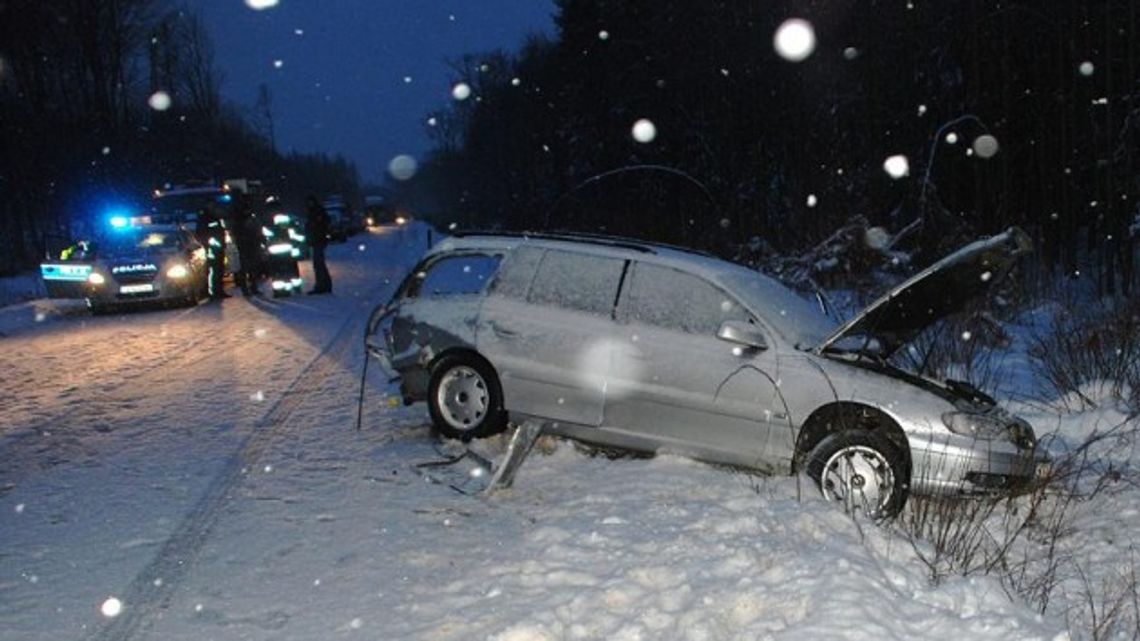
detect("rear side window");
top-left (528, 249), bottom-right (625, 316)
top-left (621, 262), bottom-right (750, 334)
top-left (489, 246), bottom-right (544, 299)
top-left (409, 253), bottom-right (501, 298)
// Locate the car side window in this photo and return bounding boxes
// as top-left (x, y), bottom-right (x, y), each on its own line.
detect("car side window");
top-left (488, 246), bottom-right (544, 300)
top-left (621, 262), bottom-right (750, 334)
top-left (527, 249), bottom-right (625, 316)
top-left (409, 253), bottom-right (502, 298)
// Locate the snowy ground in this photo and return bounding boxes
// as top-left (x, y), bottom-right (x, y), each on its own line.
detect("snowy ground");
top-left (0, 223), bottom-right (1087, 640)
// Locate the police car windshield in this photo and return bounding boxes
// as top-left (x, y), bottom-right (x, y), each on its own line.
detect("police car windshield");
top-left (151, 192), bottom-right (231, 222)
top-left (101, 229), bottom-right (180, 255)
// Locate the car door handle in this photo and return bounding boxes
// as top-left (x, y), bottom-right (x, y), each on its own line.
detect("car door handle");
top-left (489, 321), bottom-right (518, 338)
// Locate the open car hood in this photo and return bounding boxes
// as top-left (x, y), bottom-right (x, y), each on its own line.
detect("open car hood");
top-left (818, 227), bottom-right (1032, 357)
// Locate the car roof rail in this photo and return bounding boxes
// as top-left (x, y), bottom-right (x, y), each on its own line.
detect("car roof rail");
top-left (449, 229), bottom-right (715, 258)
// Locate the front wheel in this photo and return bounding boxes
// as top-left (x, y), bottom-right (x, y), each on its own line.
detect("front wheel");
top-left (806, 431), bottom-right (908, 520)
top-left (427, 354), bottom-right (507, 441)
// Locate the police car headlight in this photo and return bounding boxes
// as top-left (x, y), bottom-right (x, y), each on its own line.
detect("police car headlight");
top-left (88, 272), bottom-right (106, 285)
top-left (167, 264), bottom-right (190, 279)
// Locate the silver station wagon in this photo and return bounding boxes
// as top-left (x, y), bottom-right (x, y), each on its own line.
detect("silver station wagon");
top-left (366, 229), bottom-right (1042, 517)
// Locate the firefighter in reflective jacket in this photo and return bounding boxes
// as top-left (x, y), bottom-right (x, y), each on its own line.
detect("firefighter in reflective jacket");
top-left (196, 204), bottom-right (229, 300)
top-left (262, 213), bottom-right (305, 297)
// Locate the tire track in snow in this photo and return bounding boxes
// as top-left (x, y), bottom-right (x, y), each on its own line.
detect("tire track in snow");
top-left (81, 302), bottom-right (367, 641)
top-left (0, 306), bottom-right (286, 484)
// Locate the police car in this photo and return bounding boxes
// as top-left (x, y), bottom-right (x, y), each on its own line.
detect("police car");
top-left (41, 216), bottom-right (208, 313)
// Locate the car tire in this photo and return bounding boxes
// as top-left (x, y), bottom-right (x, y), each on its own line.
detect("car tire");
top-left (427, 354), bottom-right (507, 441)
top-left (806, 430), bottom-right (908, 520)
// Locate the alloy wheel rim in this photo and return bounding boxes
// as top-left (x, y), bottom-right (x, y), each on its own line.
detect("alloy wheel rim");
top-left (820, 444), bottom-right (894, 518)
top-left (436, 365), bottom-right (489, 431)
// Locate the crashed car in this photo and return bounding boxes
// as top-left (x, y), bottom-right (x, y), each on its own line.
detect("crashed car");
top-left (49, 216), bottom-right (207, 312)
top-left (365, 229), bottom-right (1044, 517)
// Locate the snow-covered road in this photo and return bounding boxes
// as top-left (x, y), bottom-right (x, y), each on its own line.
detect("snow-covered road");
top-left (0, 225), bottom-right (1062, 641)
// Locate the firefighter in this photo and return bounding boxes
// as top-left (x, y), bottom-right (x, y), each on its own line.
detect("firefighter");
top-left (196, 203), bottom-right (229, 300)
top-left (262, 213), bottom-right (304, 297)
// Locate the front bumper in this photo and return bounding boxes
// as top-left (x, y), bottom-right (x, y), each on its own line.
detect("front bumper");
top-left (908, 432), bottom-right (1048, 496)
top-left (85, 272), bottom-right (198, 305)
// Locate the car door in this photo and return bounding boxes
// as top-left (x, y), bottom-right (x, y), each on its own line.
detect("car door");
top-left (477, 246), bottom-right (627, 427)
top-left (387, 252), bottom-right (503, 376)
top-left (604, 261), bottom-right (788, 471)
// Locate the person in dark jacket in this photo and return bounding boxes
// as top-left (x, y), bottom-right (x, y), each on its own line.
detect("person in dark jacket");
top-left (230, 191), bottom-right (263, 296)
top-left (195, 203), bottom-right (229, 300)
top-left (304, 195), bottom-right (333, 294)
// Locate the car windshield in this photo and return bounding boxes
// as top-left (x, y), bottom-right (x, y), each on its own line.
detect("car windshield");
top-left (151, 192), bottom-right (231, 222)
top-left (99, 228), bottom-right (180, 255)
top-left (721, 270), bottom-right (836, 348)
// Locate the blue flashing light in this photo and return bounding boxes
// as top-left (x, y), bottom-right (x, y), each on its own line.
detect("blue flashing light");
top-left (110, 215), bottom-right (129, 229)
top-left (219, 194), bottom-right (233, 203)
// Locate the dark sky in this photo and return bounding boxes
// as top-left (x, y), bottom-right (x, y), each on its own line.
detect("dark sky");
top-left (200, 0), bottom-right (555, 185)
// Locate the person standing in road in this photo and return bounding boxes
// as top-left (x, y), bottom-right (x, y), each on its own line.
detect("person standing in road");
top-left (304, 195), bottom-right (333, 294)
top-left (230, 191), bottom-right (264, 297)
top-left (196, 203), bottom-right (230, 300)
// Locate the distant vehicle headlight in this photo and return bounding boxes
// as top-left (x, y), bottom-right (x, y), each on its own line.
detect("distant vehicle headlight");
top-left (167, 264), bottom-right (190, 279)
top-left (942, 411), bottom-right (1010, 440)
top-left (395, 216), bottom-right (407, 225)
top-left (88, 272), bottom-right (106, 285)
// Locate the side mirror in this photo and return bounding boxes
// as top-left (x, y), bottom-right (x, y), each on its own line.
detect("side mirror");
top-left (717, 320), bottom-right (768, 351)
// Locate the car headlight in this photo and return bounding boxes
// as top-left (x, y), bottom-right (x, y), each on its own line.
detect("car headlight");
top-left (942, 411), bottom-right (1013, 440)
top-left (88, 272), bottom-right (106, 285)
top-left (167, 264), bottom-right (190, 279)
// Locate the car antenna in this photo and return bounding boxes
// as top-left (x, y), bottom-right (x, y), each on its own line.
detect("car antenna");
top-left (543, 164), bottom-right (720, 232)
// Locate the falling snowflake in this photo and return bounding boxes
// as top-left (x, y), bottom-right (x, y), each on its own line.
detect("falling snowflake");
top-left (451, 82), bottom-right (472, 101)
top-left (598, 30), bottom-right (610, 40)
top-left (882, 155), bottom-right (910, 179)
top-left (101, 146), bottom-right (111, 155)
top-left (427, 117), bottom-right (437, 127)
top-left (273, 60), bottom-right (284, 69)
top-left (1079, 61), bottom-right (1095, 76)
top-left (945, 132), bottom-right (959, 144)
top-left (511, 77), bottom-right (521, 86)
top-left (14, 503), bottom-right (25, 514)
top-left (773, 19), bottom-right (816, 62)
top-left (806, 194), bottom-right (818, 207)
top-left (961, 331), bottom-right (973, 341)
top-left (403, 76), bottom-right (412, 84)
top-left (843, 47), bottom-right (860, 60)
top-left (358, 244), bottom-right (366, 251)
top-left (294, 28), bottom-right (304, 36)
top-left (148, 91), bottom-right (172, 111)
top-left (973, 134), bottom-right (999, 158)
top-left (244, 0), bottom-right (278, 9)
top-left (631, 118), bottom-right (657, 143)
top-left (388, 155), bottom-right (418, 181)
top-left (101, 597), bottom-right (123, 618)
top-left (917, 104), bottom-right (927, 116)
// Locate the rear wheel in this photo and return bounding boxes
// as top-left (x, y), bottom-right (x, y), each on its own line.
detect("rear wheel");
top-left (806, 430), bottom-right (908, 520)
top-left (427, 354), bottom-right (507, 441)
